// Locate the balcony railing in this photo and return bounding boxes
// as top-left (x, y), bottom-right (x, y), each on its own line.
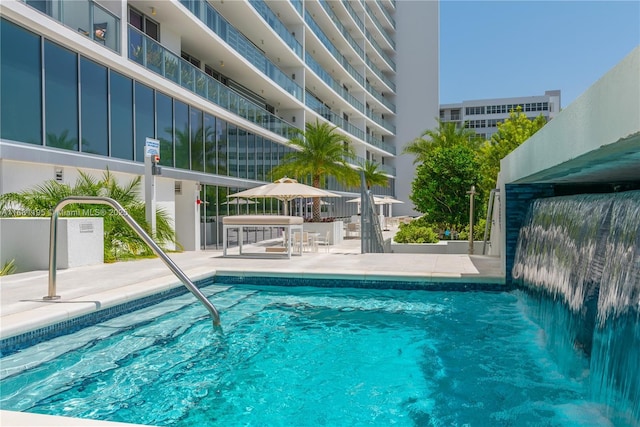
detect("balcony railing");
top-left (379, 163), bottom-right (396, 176)
top-left (22, 0), bottom-right (120, 53)
top-left (304, 13), bottom-right (365, 88)
top-left (305, 52), bottom-right (364, 112)
top-left (319, 0), bottom-right (364, 60)
top-left (375, 0), bottom-right (396, 29)
top-left (364, 2), bottom-right (395, 49)
top-left (342, 0), bottom-right (364, 33)
top-left (180, 0), bottom-right (302, 102)
top-left (365, 30), bottom-right (396, 71)
top-left (249, 0), bottom-right (302, 59)
top-left (128, 26), bottom-right (297, 139)
top-left (366, 108), bottom-right (396, 134)
top-left (366, 134), bottom-right (395, 155)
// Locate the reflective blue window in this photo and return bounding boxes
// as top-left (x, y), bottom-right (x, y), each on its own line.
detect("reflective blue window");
top-left (156, 92), bottom-right (174, 167)
top-left (204, 113), bottom-right (216, 174)
top-left (134, 82), bottom-right (154, 161)
top-left (174, 100), bottom-right (190, 169)
top-left (0, 19), bottom-right (42, 145)
top-left (190, 107), bottom-right (204, 171)
top-left (80, 57), bottom-right (108, 156)
top-left (110, 70), bottom-right (134, 160)
top-left (45, 40), bottom-right (78, 151)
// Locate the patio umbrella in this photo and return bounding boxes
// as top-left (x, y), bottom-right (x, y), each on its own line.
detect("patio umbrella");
top-left (227, 177), bottom-right (340, 215)
top-left (221, 199), bottom-right (258, 205)
top-left (347, 196), bottom-right (404, 216)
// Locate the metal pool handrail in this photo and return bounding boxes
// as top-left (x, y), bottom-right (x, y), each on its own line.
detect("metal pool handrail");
top-left (45, 196), bottom-right (221, 326)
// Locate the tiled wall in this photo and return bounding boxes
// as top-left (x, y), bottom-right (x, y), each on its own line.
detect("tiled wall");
top-left (504, 183), bottom-right (555, 286)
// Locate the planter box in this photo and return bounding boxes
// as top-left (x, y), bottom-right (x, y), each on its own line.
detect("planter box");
top-left (303, 221), bottom-right (344, 245)
top-left (391, 240), bottom-right (486, 254)
top-left (0, 218), bottom-right (103, 273)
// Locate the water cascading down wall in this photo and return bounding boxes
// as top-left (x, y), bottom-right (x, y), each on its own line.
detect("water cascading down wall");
top-left (512, 190), bottom-right (639, 422)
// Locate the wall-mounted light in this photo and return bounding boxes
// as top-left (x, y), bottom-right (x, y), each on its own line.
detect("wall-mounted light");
top-left (151, 7), bottom-right (156, 15)
top-left (220, 60), bottom-right (224, 67)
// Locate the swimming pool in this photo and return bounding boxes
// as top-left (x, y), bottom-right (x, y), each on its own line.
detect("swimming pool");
top-left (1, 283), bottom-right (631, 426)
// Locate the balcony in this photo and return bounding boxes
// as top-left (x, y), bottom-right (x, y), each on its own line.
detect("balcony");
top-left (128, 26), bottom-right (297, 139)
top-left (22, 0), bottom-right (120, 52)
top-left (180, 0), bottom-right (302, 102)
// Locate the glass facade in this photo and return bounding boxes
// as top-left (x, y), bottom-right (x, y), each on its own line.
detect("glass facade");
top-left (44, 40), bottom-right (79, 151)
top-left (0, 17), bottom-right (294, 183)
top-left (110, 70), bottom-right (134, 160)
top-left (0, 19), bottom-right (42, 145)
top-left (80, 57), bottom-right (108, 156)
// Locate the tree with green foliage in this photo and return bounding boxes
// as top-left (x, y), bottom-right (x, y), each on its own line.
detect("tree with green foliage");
top-left (402, 118), bottom-right (483, 164)
top-left (410, 144), bottom-right (483, 226)
top-left (271, 119), bottom-right (359, 221)
top-left (359, 160), bottom-right (389, 190)
top-left (479, 106), bottom-right (547, 193)
top-left (0, 170), bottom-right (176, 262)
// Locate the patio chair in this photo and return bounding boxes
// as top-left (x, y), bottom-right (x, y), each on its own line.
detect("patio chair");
top-left (346, 222), bottom-right (360, 238)
top-left (315, 231), bottom-right (331, 253)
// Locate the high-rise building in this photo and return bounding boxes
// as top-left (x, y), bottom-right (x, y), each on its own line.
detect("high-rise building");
top-left (440, 90), bottom-right (561, 140)
top-left (0, 0), bottom-right (438, 249)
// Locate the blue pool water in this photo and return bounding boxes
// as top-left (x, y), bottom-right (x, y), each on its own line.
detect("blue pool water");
top-left (0, 284), bottom-right (633, 426)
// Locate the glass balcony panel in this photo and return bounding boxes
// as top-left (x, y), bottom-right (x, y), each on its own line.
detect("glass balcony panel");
top-left (127, 26), bottom-right (298, 139)
top-left (146, 39), bottom-right (163, 74)
top-left (23, 0), bottom-right (120, 53)
top-left (164, 51), bottom-right (180, 84)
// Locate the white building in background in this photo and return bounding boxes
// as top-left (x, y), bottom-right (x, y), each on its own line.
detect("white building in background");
top-left (440, 90), bottom-right (561, 139)
top-left (0, 0), bottom-right (438, 252)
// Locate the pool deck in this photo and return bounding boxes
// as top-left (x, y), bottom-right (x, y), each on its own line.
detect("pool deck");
top-left (0, 234), bottom-right (503, 426)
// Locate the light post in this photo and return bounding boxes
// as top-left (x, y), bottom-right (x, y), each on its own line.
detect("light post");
top-left (467, 185), bottom-right (476, 255)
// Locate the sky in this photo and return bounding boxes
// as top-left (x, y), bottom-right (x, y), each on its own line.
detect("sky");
top-left (439, 0), bottom-right (640, 108)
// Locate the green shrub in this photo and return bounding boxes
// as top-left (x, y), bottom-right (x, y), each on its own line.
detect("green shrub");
top-left (457, 218), bottom-right (487, 241)
top-left (0, 170), bottom-right (177, 263)
top-left (393, 221), bottom-right (439, 243)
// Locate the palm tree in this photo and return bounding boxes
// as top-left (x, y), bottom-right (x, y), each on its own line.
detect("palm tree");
top-left (359, 160), bottom-right (389, 190)
top-left (0, 170), bottom-right (176, 262)
top-left (402, 118), bottom-right (483, 164)
top-left (271, 119), bottom-right (358, 221)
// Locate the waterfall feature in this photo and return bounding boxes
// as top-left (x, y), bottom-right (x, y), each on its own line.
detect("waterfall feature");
top-left (512, 190), bottom-right (640, 423)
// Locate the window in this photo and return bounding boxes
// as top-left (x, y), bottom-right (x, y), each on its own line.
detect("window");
top-left (80, 57), bottom-right (108, 155)
top-left (45, 40), bottom-right (79, 151)
top-left (156, 91), bottom-right (174, 167)
top-left (190, 107), bottom-right (204, 172)
top-left (129, 7), bottom-right (159, 41)
top-left (1, 18), bottom-right (42, 145)
top-left (204, 113), bottom-right (217, 174)
top-left (175, 100), bottom-right (190, 169)
top-left (134, 82), bottom-right (154, 161)
top-left (110, 71), bottom-right (134, 160)
top-left (181, 51), bottom-right (201, 68)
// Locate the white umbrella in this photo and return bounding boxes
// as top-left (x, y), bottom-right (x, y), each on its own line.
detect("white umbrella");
top-left (346, 196), bottom-right (386, 205)
top-left (347, 196), bottom-right (404, 217)
top-left (228, 177), bottom-right (340, 215)
top-left (221, 198), bottom-right (258, 205)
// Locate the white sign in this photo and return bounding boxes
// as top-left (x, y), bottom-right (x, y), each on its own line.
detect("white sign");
top-left (145, 137), bottom-right (160, 158)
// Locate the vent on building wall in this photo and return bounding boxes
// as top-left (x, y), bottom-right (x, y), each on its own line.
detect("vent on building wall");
top-left (175, 181), bottom-right (182, 195)
top-left (79, 223), bottom-right (94, 233)
top-left (55, 167), bottom-right (63, 182)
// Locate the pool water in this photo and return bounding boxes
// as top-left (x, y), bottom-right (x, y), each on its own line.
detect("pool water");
top-left (0, 285), bottom-right (627, 426)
